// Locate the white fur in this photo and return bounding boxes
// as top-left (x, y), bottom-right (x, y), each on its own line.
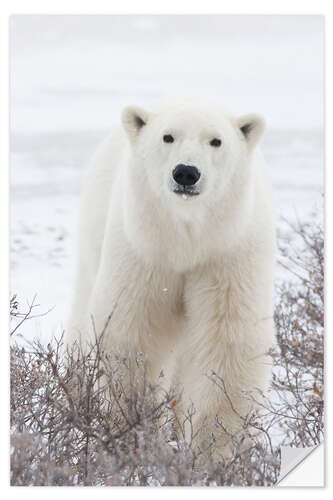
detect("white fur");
top-left (67, 99), bottom-right (276, 455)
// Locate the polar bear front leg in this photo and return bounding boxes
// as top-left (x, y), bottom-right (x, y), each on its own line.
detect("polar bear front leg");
top-left (84, 222), bottom-right (184, 393)
top-left (86, 244), bottom-right (154, 373)
top-left (178, 255), bottom-right (274, 458)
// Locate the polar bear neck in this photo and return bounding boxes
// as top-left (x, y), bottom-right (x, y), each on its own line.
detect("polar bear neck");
top-left (121, 160), bottom-right (258, 273)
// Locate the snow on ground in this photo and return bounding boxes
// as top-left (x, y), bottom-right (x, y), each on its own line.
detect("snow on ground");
top-left (10, 16), bottom-right (323, 344)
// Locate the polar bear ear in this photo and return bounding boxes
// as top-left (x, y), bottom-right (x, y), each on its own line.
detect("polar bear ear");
top-left (122, 106), bottom-right (151, 141)
top-left (237, 114), bottom-right (266, 150)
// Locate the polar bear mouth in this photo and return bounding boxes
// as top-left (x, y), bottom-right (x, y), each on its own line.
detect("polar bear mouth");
top-left (172, 186), bottom-right (200, 197)
top-left (168, 177), bottom-right (201, 198)
top-left (171, 183), bottom-right (200, 197)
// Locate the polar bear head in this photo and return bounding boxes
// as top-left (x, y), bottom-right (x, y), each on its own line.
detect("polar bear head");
top-left (122, 100), bottom-right (265, 220)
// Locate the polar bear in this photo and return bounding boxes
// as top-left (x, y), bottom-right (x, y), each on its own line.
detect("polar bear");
top-left (67, 99), bottom-right (276, 457)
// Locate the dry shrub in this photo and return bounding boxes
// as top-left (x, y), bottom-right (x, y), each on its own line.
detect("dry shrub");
top-left (10, 336), bottom-right (280, 486)
top-left (271, 220), bottom-right (324, 447)
top-left (10, 218), bottom-right (323, 486)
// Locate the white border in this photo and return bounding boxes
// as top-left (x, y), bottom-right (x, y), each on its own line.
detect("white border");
top-left (0, 0), bottom-right (331, 14)
top-left (1, 1), bottom-right (331, 497)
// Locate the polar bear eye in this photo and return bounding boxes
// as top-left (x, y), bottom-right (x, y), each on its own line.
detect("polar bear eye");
top-left (163, 134), bottom-right (174, 144)
top-left (210, 138), bottom-right (222, 147)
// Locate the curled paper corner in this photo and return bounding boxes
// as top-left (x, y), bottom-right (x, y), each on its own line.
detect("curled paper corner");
top-left (276, 444), bottom-right (323, 486)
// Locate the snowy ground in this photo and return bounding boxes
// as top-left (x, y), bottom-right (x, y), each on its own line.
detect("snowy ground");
top-left (10, 15), bottom-right (324, 343)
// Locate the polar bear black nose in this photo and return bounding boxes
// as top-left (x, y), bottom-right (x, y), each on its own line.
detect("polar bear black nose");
top-left (172, 164), bottom-right (201, 186)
